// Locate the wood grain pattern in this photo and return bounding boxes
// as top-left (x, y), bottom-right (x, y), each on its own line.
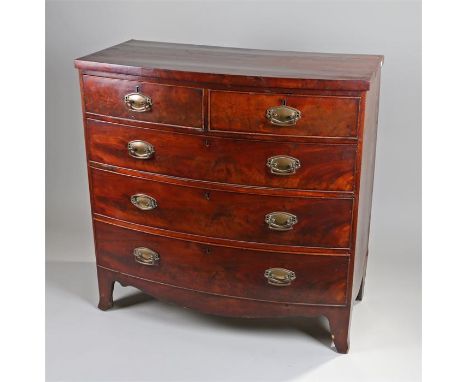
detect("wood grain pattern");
top-left (210, 91), bottom-right (360, 138)
top-left (82, 75), bottom-right (203, 128)
top-left (96, 265), bottom-right (350, 317)
top-left (95, 221), bottom-right (349, 305)
top-left (90, 167), bottom-right (353, 249)
top-left (77, 40), bottom-right (383, 354)
top-left (75, 40), bottom-right (383, 91)
top-left (93, 215), bottom-right (350, 256)
top-left (87, 118), bottom-right (357, 192)
top-left (351, 70), bottom-right (382, 301)
top-left (96, 264), bottom-right (352, 352)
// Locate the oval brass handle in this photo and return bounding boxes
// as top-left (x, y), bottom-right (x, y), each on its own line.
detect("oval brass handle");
top-left (265, 105), bottom-right (301, 126)
top-left (134, 247), bottom-right (160, 266)
top-left (266, 155), bottom-right (301, 176)
top-left (128, 140), bottom-right (155, 159)
top-left (264, 268), bottom-right (296, 286)
top-left (130, 194), bottom-right (157, 210)
top-left (124, 91), bottom-right (152, 112)
top-left (265, 212), bottom-right (298, 231)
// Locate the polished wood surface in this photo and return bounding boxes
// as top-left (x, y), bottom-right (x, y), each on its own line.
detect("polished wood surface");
top-left (95, 221), bottom-right (349, 305)
top-left (87, 118), bottom-right (357, 192)
top-left (93, 214), bottom-right (350, 256)
top-left (90, 167), bottom-right (353, 248)
top-left (351, 70), bottom-right (382, 301)
top-left (96, 265), bottom-right (351, 319)
top-left (75, 40), bottom-right (383, 91)
top-left (82, 75), bottom-right (203, 128)
top-left (77, 40), bottom-right (383, 354)
top-left (210, 91), bottom-right (359, 138)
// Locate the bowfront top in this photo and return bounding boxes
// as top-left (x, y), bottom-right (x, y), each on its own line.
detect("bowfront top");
top-left (75, 39), bottom-right (383, 91)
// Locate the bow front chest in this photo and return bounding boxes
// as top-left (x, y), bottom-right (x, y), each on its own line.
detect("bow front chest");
top-left (75, 40), bottom-right (383, 353)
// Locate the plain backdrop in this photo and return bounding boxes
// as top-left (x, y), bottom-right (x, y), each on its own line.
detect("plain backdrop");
top-left (46, 1), bottom-right (421, 381)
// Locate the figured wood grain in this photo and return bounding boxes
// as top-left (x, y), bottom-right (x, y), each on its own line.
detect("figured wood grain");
top-left (82, 75), bottom-right (203, 128)
top-left (77, 40), bottom-right (383, 354)
top-left (352, 70), bottom-right (382, 300)
top-left (90, 167), bottom-right (353, 249)
top-left (75, 40), bottom-right (383, 91)
top-left (210, 91), bottom-right (360, 138)
top-left (87, 119), bottom-right (357, 192)
top-left (95, 221), bottom-right (349, 305)
top-left (93, 215), bottom-right (350, 256)
top-left (97, 266), bottom-right (353, 317)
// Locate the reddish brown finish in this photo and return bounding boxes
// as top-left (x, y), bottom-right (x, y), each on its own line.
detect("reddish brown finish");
top-left (97, 264), bottom-right (351, 353)
top-left (97, 266), bottom-right (115, 310)
top-left (77, 40), bottom-right (383, 354)
top-left (91, 162), bottom-right (353, 200)
top-left (95, 221), bottom-right (349, 305)
top-left (82, 75), bottom-right (203, 128)
top-left (90, 167), bottom-right (353, 249)
top-left (327, 308), bottom-right (351, 353)
top-left (87, 118), bottom-right (357, 192)
top-left (75, 40), bottom-right (383, 91)
top-left (210, 91), bottom-right (360, 138)
top-left (351, 71), bottom-right (382, 301)
top-left (94, 214), bottom-right (350, 256)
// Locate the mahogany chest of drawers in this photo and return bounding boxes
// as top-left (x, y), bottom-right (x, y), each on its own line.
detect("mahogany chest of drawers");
top-left (75, 40), bottom-right (383, 353)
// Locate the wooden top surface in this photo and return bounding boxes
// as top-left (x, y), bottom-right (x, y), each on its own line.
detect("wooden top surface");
top-left (75, 40), bottom-right (383, 90)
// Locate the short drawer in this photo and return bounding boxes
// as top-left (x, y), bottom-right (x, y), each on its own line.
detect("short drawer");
top-left (94, 221), bottom-right (349, 305)
top-left (91, 168), bottom-right (353, 248)
top-left (87, 119), bottom-right (357, 192)
top-left (82, 75), bottom-right (203, 129)
top-left (210, 91), bottom-right (359, 138)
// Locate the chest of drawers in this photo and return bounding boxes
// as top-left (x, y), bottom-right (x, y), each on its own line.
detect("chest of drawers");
top-left (75, 40), bottom-right (383, 353)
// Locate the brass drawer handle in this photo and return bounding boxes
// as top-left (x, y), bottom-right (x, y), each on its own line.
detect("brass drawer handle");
top-left (124, 88), bottom-right (152, 112)
top-left (267, 155), bottom-right (301, 176)
top-left (265, 105), bottom-right (301, 126)
top-left (128, 140), bottom-right (155, 159)
top-left (134, 247), bottom-right (160, 266)
top-left (265, 212), bottom-right (298, 231)
top-left (130, 194), bottom-right (157, 210)
top-left (264, 268), bottom-right (296, 286)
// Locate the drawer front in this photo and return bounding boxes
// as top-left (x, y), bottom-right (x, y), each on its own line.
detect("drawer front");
top-left (95, 221), bottom-right (349, 305)
top-left (91, 168), bottom-right (353, 248)
top-left (210, 91), bottom-right (359, 138)
top-left (87, 119), bottom-right (357, 192)
top-left (82, 75), bottom-right (203, 128)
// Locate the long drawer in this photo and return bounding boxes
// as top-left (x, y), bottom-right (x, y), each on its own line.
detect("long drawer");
top-left (87, 119), bottom-right (357, 192)
top-left (82, 75), bottom-right (203, 129)
top-left (94, 220), bottom-right (349, 305)
top-left (90, 167), bottom-right (353, 249)
top-left (210, 90), bottom-right (360, 138)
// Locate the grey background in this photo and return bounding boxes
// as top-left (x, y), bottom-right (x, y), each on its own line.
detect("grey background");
top-left (46, 0), bottom-right (421, 381)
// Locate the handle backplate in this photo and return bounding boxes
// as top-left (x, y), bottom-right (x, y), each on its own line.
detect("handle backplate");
top-left (267, 155), bottom-right (301, 176)
top-left (134, 247), bottom-right (160, 266)
top-left (130, 194), bottom-right (158, 210)
top-left (265, 211), bottom-right (298, 231)
top-left (124, 92), bottom-right (152, 112)
top-left (265, 105), bottom-right (301, 126)
top-left (264, 268), bottom-right (296, 286)
top-left (128, 140), bottom-right (155, 159)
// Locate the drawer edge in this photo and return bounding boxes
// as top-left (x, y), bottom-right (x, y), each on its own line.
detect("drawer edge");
top-left (85, 112), bottom-right (205, 131)
top-left (98, 265), bottom-right (347, 308)
top-left (93, 214), bottom-right (351, 256)
top-left (89, 161), bottom-right (356, 199)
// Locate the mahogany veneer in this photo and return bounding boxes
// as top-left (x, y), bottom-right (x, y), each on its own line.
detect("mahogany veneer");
top-left (210, 91), bottom-right (360, 137)
top-left (75, 40), bottom-right (383, 353)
